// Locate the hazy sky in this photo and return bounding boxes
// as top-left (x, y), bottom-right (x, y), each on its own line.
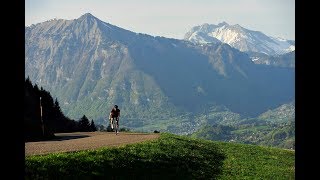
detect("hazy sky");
top-left (25, 0), bottom-right (295, 40)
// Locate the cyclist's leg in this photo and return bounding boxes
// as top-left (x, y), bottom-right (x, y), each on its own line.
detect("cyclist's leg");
top-left (110, 117), bottom-right (114, 129)
top-left (116, 117), bottom-right (119, 127)
top-left (116, 117), bottom-right (119, 134)
top-left (114, 117), bottom-right (117, 132)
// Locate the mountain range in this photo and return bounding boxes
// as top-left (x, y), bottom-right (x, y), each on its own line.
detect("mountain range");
top-left (25, 13), bottom-right (294, 133)
top-left (184, 22), bottom-right (295, 55)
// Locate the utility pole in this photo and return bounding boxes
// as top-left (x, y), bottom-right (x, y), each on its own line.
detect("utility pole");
top-left (40, 97), bottom-right (44, 136)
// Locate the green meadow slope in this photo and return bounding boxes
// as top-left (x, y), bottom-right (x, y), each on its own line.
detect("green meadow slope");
top-left (25, 133), bottom-right (294, 179)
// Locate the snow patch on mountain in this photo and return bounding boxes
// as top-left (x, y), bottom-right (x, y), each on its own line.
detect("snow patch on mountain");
top-left (251, 57), bottom-right (260, 61)
top-left (185, 23), bottom-right (295, 55)
top-left (210, 26), bottom-right (246, 44)
top-left (288, 45), bottom-right (295, 51)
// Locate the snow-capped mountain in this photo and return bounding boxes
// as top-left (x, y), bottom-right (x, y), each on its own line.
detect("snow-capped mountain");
top-left (184, 22), bottom-right (295, 55)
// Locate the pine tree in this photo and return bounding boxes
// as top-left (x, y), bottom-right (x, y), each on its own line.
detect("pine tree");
top-left (78, 115), bottom-right (90, 131)
top-left (25, 77), bottom-right (33, 91)
top-left (25, 78), bottom-right (42, 140)
top-left (54, 98), bottom-right (62, 115)
top-left (53, 98), bottom-right (65, 132)
top-left (89, 120), bottom-right (97, 132)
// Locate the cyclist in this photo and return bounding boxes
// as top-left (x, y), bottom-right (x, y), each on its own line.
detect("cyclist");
top-left (109, 105), bottom-right (120, 134)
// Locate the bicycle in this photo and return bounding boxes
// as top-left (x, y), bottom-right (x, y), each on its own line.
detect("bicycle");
top-left (109, 117), bottom-right (119, 135)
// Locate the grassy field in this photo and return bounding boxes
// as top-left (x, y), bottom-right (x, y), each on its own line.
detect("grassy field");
top-left (25, 133), bottom-right (294, 179)
top-left (216, 141), bottom-right (294, 179)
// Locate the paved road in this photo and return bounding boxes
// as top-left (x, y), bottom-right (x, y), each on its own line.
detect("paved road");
top-left (25, 132), bottom-right (160, 156)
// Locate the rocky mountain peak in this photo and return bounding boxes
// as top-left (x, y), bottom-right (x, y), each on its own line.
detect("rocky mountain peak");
top-left (185, 22), bottom-right (295, 55)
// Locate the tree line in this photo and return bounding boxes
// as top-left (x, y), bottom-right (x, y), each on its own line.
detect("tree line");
top-left (25, 77), bottom-right (96, 141)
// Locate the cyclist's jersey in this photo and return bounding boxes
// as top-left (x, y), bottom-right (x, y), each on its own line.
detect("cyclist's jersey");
top-left (110, 108), bottom-right (120, 118)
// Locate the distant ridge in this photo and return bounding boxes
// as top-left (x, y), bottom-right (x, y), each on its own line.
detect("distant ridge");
top-left (184, 22), bottom-right (295, 55)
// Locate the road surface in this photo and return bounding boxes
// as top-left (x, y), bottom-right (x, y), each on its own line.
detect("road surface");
top-left (25, 132), bottom-right (160, 156)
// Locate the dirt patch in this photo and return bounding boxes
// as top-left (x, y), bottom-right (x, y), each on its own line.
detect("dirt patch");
top-left (25, 132), bottom-right (160, 156)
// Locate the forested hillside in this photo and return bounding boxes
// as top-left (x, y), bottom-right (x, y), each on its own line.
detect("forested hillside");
top-left (25, 78), bottom-right (96, 141)
top-left (190, 102), bottom-right (295, 149)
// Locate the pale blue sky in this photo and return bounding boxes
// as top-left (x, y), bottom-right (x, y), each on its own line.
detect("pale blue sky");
top-left (25, 0), bottom-right (295, 40)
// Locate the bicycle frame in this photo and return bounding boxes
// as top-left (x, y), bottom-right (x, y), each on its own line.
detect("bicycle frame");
top-left (110, 117), bottom-right (119, 135)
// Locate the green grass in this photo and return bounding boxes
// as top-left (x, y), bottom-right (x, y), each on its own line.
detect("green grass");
top-left (216, 141), bottom-right (294, 179)
top-left (25, 133), bottom-right (294, 179)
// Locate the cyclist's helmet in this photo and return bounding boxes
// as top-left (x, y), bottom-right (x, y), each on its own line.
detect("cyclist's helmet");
top-left (114, 105), bottom-right (118, 108)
